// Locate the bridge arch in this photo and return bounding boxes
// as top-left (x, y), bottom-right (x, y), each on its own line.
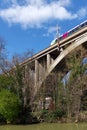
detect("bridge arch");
top-left (31, 33), bottom-right (87, 102)
top-left (47, 33), bottom-right (87, 76)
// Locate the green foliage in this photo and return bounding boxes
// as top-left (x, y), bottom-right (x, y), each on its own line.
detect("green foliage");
top-left (0, 75), bottom-right (14, 90)
top-left (0, 89), bottom-right (21, 123)
top-left (53, 108), bottom-right (66, 119)
top-left (41, 110), bottom-right (54, 122)
top-left (41, 108), bottom-right (65, 122)
top-left (14, 64), bottom-right (24, 99)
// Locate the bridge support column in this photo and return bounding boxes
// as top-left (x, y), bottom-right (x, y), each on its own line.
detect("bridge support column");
top-left (47, 53), bottom-right (51, 69)
top-left (39, 62), bottom-right (44, 81)
top-left (47, 53), bottom-right (54, 69)
top-left (35, 60), bottom-right (39, 88)
top-left (51, 57), bottom-right (54, 64)
top-left (25, 64), bottom-right (29, 79)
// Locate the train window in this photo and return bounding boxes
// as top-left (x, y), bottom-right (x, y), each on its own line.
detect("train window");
top-left (83, 22), bottom-right (87, 26)
top-left (73, 27), bottom-right (79, 32)
top-left (85, 22), bottom-right (87, 25)
top-left (68, 30), bottom-right (72, 36)
top-left (80, 23), bottom-right (85, 28)
top-left (70, 29), bottom-right (74, 34)
top-left (80, 21), bottom-right (87, 28)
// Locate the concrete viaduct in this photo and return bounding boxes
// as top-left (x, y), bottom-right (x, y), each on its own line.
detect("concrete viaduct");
top-left (21, 25), bottom-right (87, 101)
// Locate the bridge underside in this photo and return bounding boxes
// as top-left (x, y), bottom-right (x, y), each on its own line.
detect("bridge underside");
top-left (22, 31), bottom-right (87, 105)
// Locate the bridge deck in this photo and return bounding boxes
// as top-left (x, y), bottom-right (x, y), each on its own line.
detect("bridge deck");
top-left (22, 26), bottom-right (87, 65)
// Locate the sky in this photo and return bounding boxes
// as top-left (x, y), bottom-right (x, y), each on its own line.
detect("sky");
top-left (0, 0), bottom-right (87, 59)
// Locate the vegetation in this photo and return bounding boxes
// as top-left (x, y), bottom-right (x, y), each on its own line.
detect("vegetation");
top-left (41, 108), bottom-right (65, 122)
top-left (0, 36), bottom-right (87, 124)
top-left (0, 38), bottom-right (37, 124)
top-left (0, 89), bottom-right (21, 123)
top-left (34, 45), bottom-right (87, 123)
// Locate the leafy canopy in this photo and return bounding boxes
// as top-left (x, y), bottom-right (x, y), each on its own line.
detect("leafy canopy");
top-left (0, 89), bottom-right (21, 122)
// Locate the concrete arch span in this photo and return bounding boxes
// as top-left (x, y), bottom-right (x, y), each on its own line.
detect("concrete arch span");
top-left (47, 33), bottom-right (87, 76)
top-left (31, 33), bottom-right (87, 103)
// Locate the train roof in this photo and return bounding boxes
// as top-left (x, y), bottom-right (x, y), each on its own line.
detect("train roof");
top-left (68, 19), bottom-right (87, 33)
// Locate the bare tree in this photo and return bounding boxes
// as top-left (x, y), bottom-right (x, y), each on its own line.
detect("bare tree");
top-left (0, 37), bottom-right (8, 73)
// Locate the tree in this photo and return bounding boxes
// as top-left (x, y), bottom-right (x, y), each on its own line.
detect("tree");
top-left (0, 89), bottom-right (21, 123)
top-left (11, 51), bottom-right (34, 106)
top-left (8, 51), bottom-right (35, 123)
top-left (0, 74), bottom-right (14, 91)
top-left (62, 47), bottom-right (87, 121)
top-left (0, 37), bottom-right (10, 74)
top-left (0, 36), bottom-right (36, 123)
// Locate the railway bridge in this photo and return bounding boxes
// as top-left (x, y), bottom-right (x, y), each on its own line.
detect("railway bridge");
top-left (21, 25), bottom-right (87, 102)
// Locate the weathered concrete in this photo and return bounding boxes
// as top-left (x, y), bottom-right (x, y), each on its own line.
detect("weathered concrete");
top-left (21, 26), bottom-right (87, 102)
top-left (47, 33), bottom-right (87, 75)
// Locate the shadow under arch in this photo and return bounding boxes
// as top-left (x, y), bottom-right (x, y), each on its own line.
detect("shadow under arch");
top-left (47, 33), bottom-right (87, 76)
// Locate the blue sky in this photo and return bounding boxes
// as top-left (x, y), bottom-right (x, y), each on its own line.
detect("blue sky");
top-left (0, 0), bottom-right (87, 59)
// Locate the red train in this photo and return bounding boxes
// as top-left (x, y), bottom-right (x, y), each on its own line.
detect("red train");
top-left (51, 20), bottom-right (87, 45)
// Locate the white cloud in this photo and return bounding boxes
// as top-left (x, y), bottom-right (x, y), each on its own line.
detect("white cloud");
top-left (48, 26), bottom-right (58, 34)
top-left (44, 25), bottom-right (60, 36)
top-left (43, 26), bottom-right (57, 37)
top-left (0, 0), bottom-right (86, 29)
top-left (77, 7), bottom-right (87, 19)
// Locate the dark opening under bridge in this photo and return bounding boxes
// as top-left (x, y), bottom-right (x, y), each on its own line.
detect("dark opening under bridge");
top-left (21, 25), bottom-right (87, 102)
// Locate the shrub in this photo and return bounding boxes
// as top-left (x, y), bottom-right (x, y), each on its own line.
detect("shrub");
top-left (0, 89), bottom-right (21, 123)
top-left (40, 108), bottom-right (65, 122)
top-left (53, 108), bottom-right (66, 119)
